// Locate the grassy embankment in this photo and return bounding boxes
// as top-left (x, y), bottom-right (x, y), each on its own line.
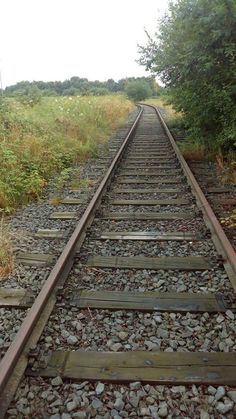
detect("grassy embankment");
top-left (0, 95), bottom-right (134, 276)
top-left (0, 95), bottom-right (134, 213)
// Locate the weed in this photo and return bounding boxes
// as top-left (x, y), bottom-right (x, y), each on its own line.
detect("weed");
top-left (216, 153), bottom-right (236, 185)
top-left (50, 197), bottom-right (62, 206)
top-left (0, 218), bottom-right (14, 278)
top-left (70, 178), bottom-right (95, 191)
top-left (52, 168), bottom-right (73, 190)
top-left (178, 142), bottom-right (207, 161)
top-left (220, 209), bottom-right (236, 228)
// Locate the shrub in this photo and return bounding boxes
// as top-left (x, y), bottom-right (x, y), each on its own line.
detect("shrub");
top-left (16, 86), bottom-right (42, 107)
top-left (125, 81), bottom-right (152, 102)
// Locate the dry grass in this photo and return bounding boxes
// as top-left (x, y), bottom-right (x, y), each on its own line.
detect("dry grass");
top-left (49, 196), bottom-right (62, 206)
top-left (216, 153), bottom-right (236, 185)
top-left (178, 142), bottom-right (206, 161)
top-left (0, 218), bottom-right (14, 278)
top-left (69, 178), bottom-right (95, 191)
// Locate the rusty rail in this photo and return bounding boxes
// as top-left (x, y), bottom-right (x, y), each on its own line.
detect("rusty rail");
top-left (149, 104), bottom-right (236, 290)
top-left (1, 103), bottom-right (236, 416)
top-left (0, 106), bottom-right (143, 415)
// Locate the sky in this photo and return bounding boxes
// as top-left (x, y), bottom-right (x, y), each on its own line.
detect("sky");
top-left (0, 0), bottom-right (169, 88)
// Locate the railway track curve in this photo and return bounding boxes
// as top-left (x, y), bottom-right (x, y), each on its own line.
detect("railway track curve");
top-left (0, 104), bottom-right (236, 418)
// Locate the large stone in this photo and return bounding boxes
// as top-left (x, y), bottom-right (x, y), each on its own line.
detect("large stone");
top-left (158, 405), bottom-right (168, 417)
top-left (67, 400), bottom-right (78, 412)
top-left (129, 395), bottom-right (140, 408)
top-left (92, 398), bottom-right (103, 409)
top-left (67, 335), bottom-right (78, 345)
top-left (207, 386), bottom-right (216, 395)
top-left (95, 382), bottom-right (105, 395)
top-left (228, 390), bottom-right (236, 403)
top-left (114, 398), bottom-right (125, 411)
top-left (200, 410), bottom-right (210, 419)
top-left (214, 386), bottom-right (225, 401)
top-left (51, 376), bottom-right (63, 386)
top-left (110, 342), bottom-right (123, 351)
top-left (118, 331), bottom-right (128, 341)
top-left (216, 401), bottom-right (234, 414)
top-left (129, 381), bottom-right (141, 390)
top-left (225, 310), bottom-right (234, 320)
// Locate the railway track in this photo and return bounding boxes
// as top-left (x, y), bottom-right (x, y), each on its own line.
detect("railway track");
top-left (0, 104), bottom-right (236, 418)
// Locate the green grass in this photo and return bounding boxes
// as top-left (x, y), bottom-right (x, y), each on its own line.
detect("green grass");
top-left (0, 95), bottom-right (134, 212)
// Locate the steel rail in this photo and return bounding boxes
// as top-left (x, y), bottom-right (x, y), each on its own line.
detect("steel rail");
top-left (147, 103), bottom-right (236, 290)
top-left (0, 106), bottom-right (143, 406)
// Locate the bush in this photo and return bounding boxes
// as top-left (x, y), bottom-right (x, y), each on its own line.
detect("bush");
top-left (139, 0), bottom-right (236, 152)
top-left (16, 86), bottom-right (42, 107)
top-left (125, 81), bottom-right (152, 102)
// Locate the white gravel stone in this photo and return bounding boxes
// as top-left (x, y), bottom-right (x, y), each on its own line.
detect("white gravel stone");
top-left (129, 395), bottom-right (140, 408)
top-left (118, 331), bottom-right (128, 340)
top-left (216, 401), bottom-right (234, 414)
top-left (95, 382), bottom-right (105, 395)
top-left (92, 398), bottom-right (103, 409)
top-left (67, 399), bottom-right (78, 412)
top-left (140, 407), bottom-right (150, 416)
top-left (110, 342), bottom-right (122, 352)
top-left (214, 386), bottom-right (225, 401)
top-left (72, 413), bottom-right (86, 419)
top-left (216, 314), bottom-right (225, 323)
top-left (226, 310), bottom-right (235, 320)
top-left (207, 385), bottom-right (216, 395)
top-left (228, 390), bottom-right (236, 402)
top-left (61, 414), bottom-right (72, 419)
top-left (200, 410), bottom-right (210, 419)
top-left (67, 335), bottom-right (78, 345)
top-left (51, 376), bottom-right (63, 386)
top-left (114, 398), bottom-right (125, 411)
top-left (129, 381), bottom-right (141, 390)
top-left (158, 404), bottom-right (168, 417)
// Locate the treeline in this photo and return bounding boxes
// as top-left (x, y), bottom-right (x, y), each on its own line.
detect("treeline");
top-left (139, 0), bottom-right (236, 152)
top-left (4, 76), bottom-right (160, 97)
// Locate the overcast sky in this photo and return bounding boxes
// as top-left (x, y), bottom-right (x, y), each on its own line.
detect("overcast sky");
top-left (0, 0), bottom-right (169, 87)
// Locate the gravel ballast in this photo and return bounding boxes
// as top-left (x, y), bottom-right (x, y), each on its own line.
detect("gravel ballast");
top-left (8, 378), bottom-right (236, 418)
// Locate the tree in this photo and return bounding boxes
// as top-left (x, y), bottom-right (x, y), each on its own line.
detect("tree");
top-left (125, 80), bottom-right (152, 102)
top-left (138, 0), bottom-right (236, 151)
top-left (17, 85), bottom-right (42, 106)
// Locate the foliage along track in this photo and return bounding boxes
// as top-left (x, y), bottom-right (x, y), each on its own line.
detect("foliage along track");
top-left (0, 105), bottom-right (236, 418)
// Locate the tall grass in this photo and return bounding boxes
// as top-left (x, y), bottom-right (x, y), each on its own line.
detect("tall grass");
top-left (0, 95), bottom-right (134, 212)
top-left (0, 218), bottom-right (14, 278)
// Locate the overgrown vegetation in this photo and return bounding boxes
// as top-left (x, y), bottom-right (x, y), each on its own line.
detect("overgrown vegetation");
top-left (221, 209), bottom-right (236, 229)
top-left (138, 0), bottom-right (236, 154)
top-left (0, 95), bottom-right (134, 212)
